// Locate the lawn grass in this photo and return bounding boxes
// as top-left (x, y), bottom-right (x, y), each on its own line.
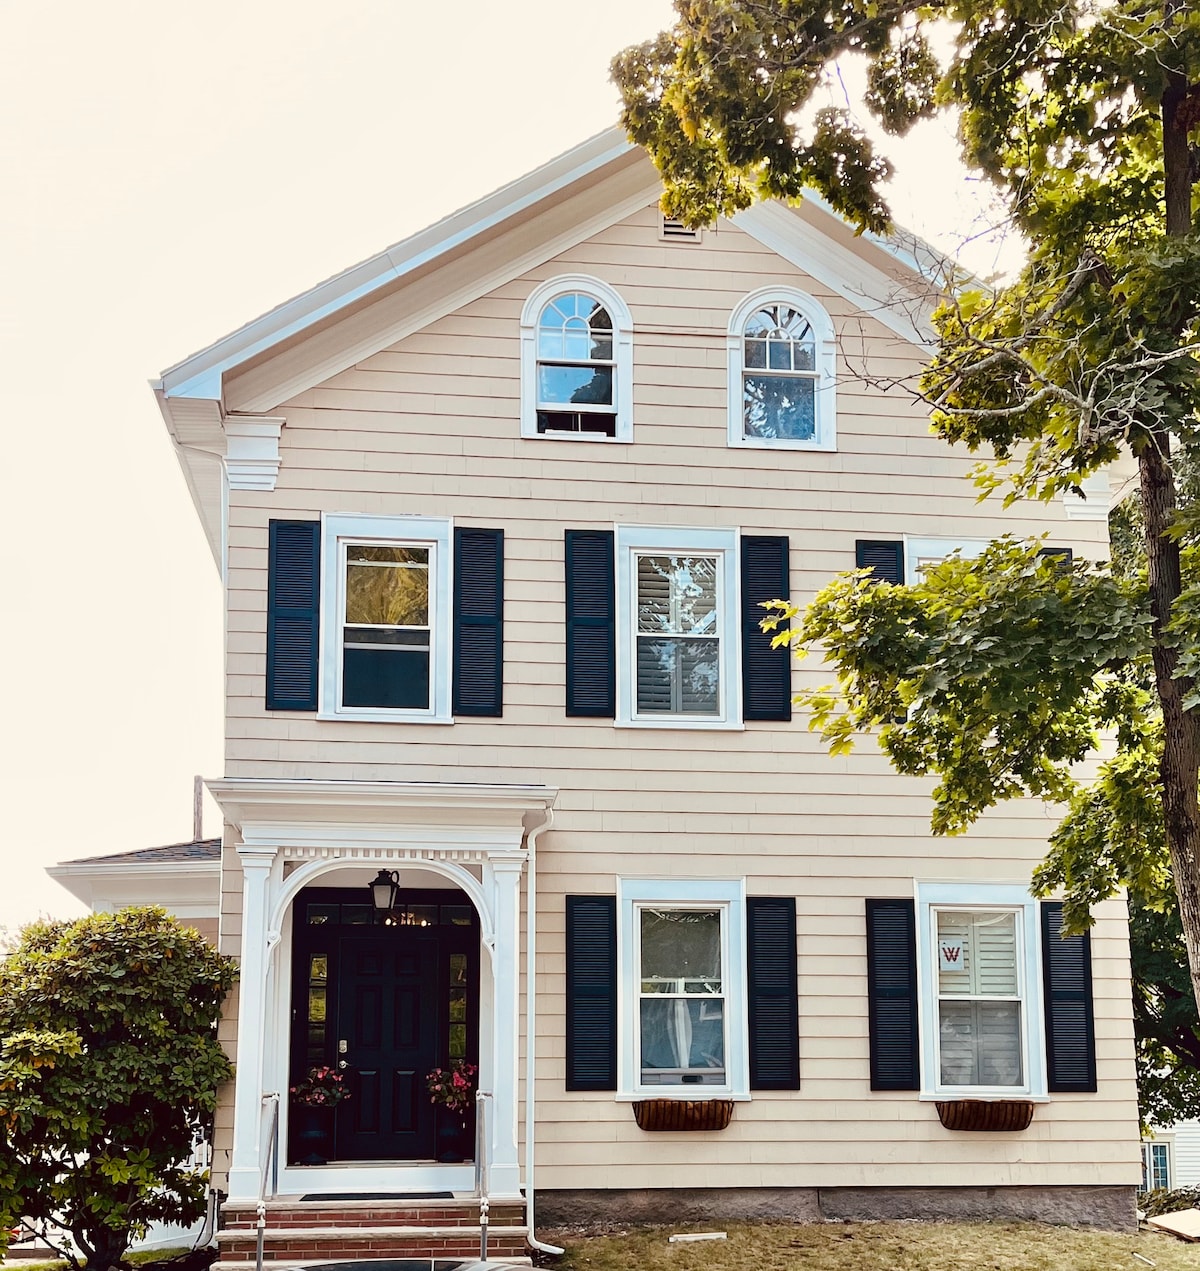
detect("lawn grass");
top-left (543, 1220), bottom-right (1198, 1270)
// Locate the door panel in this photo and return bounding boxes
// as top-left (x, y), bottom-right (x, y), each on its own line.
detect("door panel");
top-left (335, 936), bottom-right (438, 1160)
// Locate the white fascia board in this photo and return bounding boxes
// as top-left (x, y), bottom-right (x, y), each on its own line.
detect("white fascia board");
top-left (46, 861), bottom-right (221, 914)
top-left (155, 128), bottom-right (637, 402)
top-left (732, 202), bottom-right (937, 349)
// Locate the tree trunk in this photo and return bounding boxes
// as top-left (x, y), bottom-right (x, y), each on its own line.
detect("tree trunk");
top-left (1145, 31), bottom-right (1200, 1015)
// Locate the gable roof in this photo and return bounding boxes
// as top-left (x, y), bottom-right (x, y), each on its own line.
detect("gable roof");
top-left (153, 127), bottom-right (944, 564)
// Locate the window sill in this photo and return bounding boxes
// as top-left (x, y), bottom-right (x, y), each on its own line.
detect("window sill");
top-left (615, 1091), bottom-right (751, 1103)
top-left (317, 710), bottom-right (454, 725)
top-left (523, 431), bottom-right (633, 444)
top-left (615, 719), bottom-right (746, 732)
top-left (918, 1092), bottom-right (1049, 1104)
top-left (728, 435), bottom-right (837, 453)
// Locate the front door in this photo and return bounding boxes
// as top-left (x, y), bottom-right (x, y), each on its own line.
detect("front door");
top-left (290, 887), bottom-right (480, 1164)
top-left (335, 934), bottom-right (440, 1161)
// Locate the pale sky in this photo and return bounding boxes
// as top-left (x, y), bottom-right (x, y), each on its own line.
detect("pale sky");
top-left (0, 1), bottom-right (1012, 935)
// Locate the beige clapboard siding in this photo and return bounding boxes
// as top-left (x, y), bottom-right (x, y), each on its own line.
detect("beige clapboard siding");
top-left (213, 201), bottom-right (1138, 1189)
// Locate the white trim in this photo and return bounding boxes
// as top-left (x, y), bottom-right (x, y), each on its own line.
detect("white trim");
top-left (903, 536), bottom-right (990, 585)
top-left (614, 525), bottom-right (741, 728)
top-left (319, 513), bottom-right (452, 723)
top-left (155, 131), bottom-right (642, 403)
top-left (519, 274), bottom-right (634, 444)
top-left (914, 881), bottom-right (1047, 1101)
top-left (727, 286), bottom-right (837, 452)
top-left (732, 201), bottom-right (936, 349)
top-left (1062, 471), bottom-right (1113, 521)
top-left (616, 877), bottom-right (749, 1099)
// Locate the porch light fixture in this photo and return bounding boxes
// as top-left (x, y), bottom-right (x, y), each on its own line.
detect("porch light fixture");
top-left (369, 868), bottom-right (400, 915)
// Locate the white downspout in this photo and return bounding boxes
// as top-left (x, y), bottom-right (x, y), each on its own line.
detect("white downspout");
top-left (523, 807), bottom-right (564, 1258)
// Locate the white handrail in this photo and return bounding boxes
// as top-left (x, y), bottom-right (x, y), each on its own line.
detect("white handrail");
top-left (255, 1092), bottom-right (280, 1271)
top-left (474, 1090), bottom-right (492, 1263)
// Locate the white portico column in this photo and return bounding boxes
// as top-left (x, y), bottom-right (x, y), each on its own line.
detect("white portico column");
top-left (484, 854), bottom-right (525, 1197)
top-left (227, 844), bottom-right (279, 1204)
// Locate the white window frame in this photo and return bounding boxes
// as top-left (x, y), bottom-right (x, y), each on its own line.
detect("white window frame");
top-left (615, 525), bottom-right (742, 730)
top-left (915, 881), bottom-right (1048, 1100)
top-left (903, 537), bottom-right (989, 585)
top-left (727, 286), bottom-right (837, 452)
top-left (520, 274), bottom-right (634, 444)
top-left (616, 877), bottom-right (750, 1100)
top-left (319, 513), bottom-right (453, 723)
top-left (1141, 1138), bottom-right (1173, 1192)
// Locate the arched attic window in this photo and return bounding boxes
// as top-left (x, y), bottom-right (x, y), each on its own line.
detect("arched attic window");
top-left (520, 275), bottom-right (633, 443)
top-left (727, 288), bottom-right (837, 451)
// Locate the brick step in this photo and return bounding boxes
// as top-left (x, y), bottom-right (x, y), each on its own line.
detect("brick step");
top-left (216, 1224), bottom-right (529, 1263)
top-left (222, 1201), bottom-right (523, 1230)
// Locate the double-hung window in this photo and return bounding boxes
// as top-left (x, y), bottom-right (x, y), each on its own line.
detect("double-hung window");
top-left (618, 878), bottom-right (748, 1098)
top-left (727, 287), bottom-right (837, 451)
top-left (1141, 1140), bottom-right (1171, 1192)
top-left (520, 275), bottom-right (634, 442)
top-left (915, 882), bottom-right (1046, 1099)
top-left (320, 514), bottom-right (452, 722)
top-left (615, 526), bottom-right (740, 727)
top-left (903, 536), bottom-right (989, 585)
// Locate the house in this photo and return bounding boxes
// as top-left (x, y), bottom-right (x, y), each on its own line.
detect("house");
top-left (148, 128), bottom-right (1141, 1263)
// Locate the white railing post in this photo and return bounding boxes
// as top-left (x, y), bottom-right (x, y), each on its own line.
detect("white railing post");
top-left (475, 1090), bottom-right (492, 1263)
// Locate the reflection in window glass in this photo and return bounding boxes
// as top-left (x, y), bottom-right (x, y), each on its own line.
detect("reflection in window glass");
top-left (306, 953), bottom-right (329, 1065)
top-left (743, 305), bottom-right (818, 441)
top-left (635, 555), bottom-right (720, 716)
top-left (638, 908), bottom-right (726, 1085)
top-left (307, 904), bottom-right (339, 926)
top-left (449, 953), bottom-right (468, 1060)
top-left (342, 542), bottom-right (432, 711)
top-left (935, 909), bottom-right (1023, 1088)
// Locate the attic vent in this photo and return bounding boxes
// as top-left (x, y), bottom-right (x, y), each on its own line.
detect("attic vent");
top-left (660, 215), bottom-right (702, 243)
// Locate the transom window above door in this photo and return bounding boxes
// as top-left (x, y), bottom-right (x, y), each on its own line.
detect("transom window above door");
top-left (727, 287), bottom-right (837, 452)
top-left (520, 274), bottom-right (633, 443)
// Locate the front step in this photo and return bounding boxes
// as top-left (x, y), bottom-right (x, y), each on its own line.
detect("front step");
top-left (218, 1198), bottom-right (528, 1265)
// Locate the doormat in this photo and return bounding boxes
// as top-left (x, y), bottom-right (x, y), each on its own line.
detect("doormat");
top-left (300, 1192), bottom-right (455, 1202)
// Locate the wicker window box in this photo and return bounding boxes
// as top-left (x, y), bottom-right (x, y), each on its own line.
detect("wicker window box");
top-left (935, 1099), bottom-right (1035, 1131)
top-left (632, 1098), bottom-right (735, 1132)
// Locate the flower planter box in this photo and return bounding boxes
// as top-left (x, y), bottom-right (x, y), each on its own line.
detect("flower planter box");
top-left (935, 1099), bottom-right (1035, 1132)
top-left (632, 1099), bottom-right (734, 1132)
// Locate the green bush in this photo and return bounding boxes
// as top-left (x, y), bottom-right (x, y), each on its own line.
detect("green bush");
top-left (0, 908), bottom-right (236, 1269)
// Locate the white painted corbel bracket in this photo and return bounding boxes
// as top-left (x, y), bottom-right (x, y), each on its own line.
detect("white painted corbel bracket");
top-left (224, 414), bottom-right (284, 490)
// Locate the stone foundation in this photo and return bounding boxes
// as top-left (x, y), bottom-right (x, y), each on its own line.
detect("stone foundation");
top-left (536, 1185), bottom-right (1137, 1233)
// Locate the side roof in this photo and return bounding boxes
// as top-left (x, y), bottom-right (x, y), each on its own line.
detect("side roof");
top-left (47, 839), bottom-right (221, 918)
top-left (153, 126), bottom-right (945, 564)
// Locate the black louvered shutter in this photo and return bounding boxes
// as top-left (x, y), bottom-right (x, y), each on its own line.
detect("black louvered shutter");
top-left (1038, 546), bottom-right (1074, 567)
top-left (266, 520), bottom-right (320, 711)
top-left (1041, 901), bottom-right (1097, 1093)
top-left (741, 536), bottom-right (792, 722)
top-left (747, 896), bottom-right (800, 1090)
top-left (565, 530), bottom-right (616, 717)
top-left (856, 540), bottom-right (905, 584)
top-left (565, 895), bottom-right (618, 1091)
top-left (452, 528), bottom-right (504, 717)
top-left (865, 898), bottom-right (920, 1090)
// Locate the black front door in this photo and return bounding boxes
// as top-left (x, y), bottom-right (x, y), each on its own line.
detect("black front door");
top-left (290, 887), bottom-right (481, 1164)
top-left (335, 934), bottom-right (439, 1161)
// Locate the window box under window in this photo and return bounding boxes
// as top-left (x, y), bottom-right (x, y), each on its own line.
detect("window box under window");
top-left (632, 1097), bottom-right (735, 1132)
top-left (934, 1099), bottom-right (1035, 1132)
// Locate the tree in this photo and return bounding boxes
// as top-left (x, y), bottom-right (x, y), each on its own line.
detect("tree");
top-left (0, 908), bottom-right (237, 1269)
top-left (612, 2), bottom-right (1200, 1015)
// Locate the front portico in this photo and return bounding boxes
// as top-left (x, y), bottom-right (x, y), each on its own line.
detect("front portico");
top-left (207, 778), bottom-right (556, 1204)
